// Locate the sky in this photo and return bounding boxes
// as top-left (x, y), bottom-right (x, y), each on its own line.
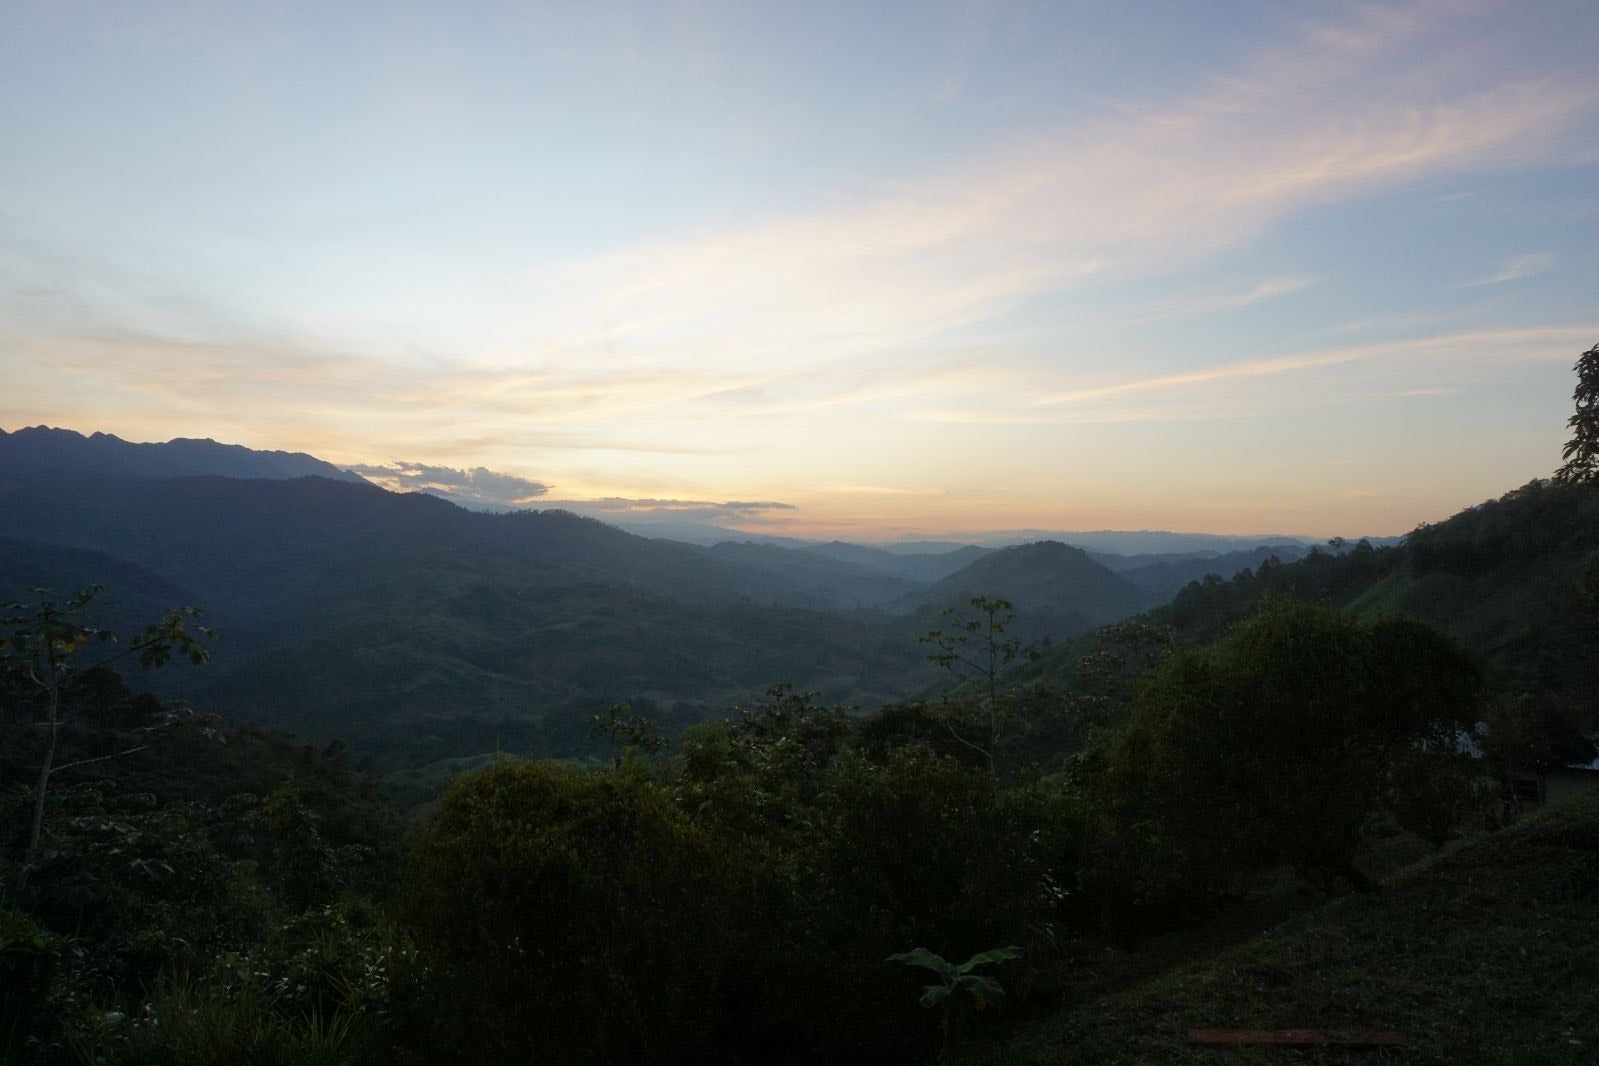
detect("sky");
top-left (2, 0), bottom-right (1596, 539)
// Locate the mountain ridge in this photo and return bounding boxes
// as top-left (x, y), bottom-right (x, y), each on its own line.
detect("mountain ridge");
top-left (0, 425), bottom-right (368, 484)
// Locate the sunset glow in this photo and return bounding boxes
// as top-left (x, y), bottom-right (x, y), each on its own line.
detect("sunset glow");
top-left (3, 1), bottom-right (1595, 538)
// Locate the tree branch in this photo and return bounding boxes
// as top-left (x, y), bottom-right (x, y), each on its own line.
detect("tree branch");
top-left (51, 744), bottom-right (153, 775)
top-left (939, 714), bottom-right (993, 764)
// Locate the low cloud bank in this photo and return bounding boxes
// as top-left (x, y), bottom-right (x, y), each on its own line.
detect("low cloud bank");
top-left (541, 497), bottom-right (796, 523)
top-left (349, 461), bottom-right (551, 509)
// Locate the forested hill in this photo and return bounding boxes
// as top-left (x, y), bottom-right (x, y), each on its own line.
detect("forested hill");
top-left (905, 541), bottom-right (1159, 643)
top-left (0, 537), bottom-right (197, 634)
top-left (1151, 479), bottom-right (1599, 703)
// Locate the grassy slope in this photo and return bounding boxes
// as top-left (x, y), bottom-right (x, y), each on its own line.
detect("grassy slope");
top-left (959, 792), bottom-right (1599, 1066)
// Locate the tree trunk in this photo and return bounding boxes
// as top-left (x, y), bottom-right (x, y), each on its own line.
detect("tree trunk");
top-left (21, 669), bottom-right (59, 887)
top-left (986, 642), bottom-right (999, 779)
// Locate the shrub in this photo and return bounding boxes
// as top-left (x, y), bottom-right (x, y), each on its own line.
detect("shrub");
top-left (402, 762), bottom-right (739, 1064)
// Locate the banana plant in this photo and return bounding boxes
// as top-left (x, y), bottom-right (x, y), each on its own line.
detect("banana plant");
top-left (887, 945), bottom-right (1024, 1010)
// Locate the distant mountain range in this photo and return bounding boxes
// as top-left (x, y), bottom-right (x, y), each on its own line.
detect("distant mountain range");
top-left (1107, 544), bottom-right (1312, 601)
top-left (900, 529), bottom-right (1315, 554)
top-left (0, 426), bottom-right (1328, 761)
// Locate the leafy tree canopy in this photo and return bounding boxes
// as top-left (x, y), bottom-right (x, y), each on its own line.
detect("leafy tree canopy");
top-left (1108, 602), bottom-right (1482, 892)
top-left (1556, 341), bottom-right (1599, 483)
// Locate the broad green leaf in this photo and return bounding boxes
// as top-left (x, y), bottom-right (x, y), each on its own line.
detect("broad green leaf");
top-left (955, 945), bottom-right (1024, 973)
top-left (887, 947), bottom-right (953, 978)
top-left (919, 985), bottom-right (951, 1010)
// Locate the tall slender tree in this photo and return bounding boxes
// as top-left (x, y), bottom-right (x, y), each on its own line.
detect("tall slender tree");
top-left (2, 585), bottom-right (211, 884)
top-left (1555, 341), bottom-right (1599, 483)
top-left (919, 596), bottom-right (1039, 776)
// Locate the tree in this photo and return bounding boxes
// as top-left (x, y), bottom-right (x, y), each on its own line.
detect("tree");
top-left (1476, 692), bottom-right (1598, 815)
top-left (1555, 341), bottom-right (1599, 483)
top-left (1108, 602), bottom-right (1481, 893)
top-left (1, 586), bottom-right (211, 880)
top-left (588, 701), bottom-right (665, 771)
top-left (403, 763), bottom-right (736, 1064)
top-left (919, 597), bottom-right (1040, 776)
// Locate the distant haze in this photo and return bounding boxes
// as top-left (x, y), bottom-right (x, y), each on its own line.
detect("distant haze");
top-left (2, 3), bottom-right (1595, 537)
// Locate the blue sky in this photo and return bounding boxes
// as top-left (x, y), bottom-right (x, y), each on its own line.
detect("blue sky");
top-left (2, 0), bottom-right (1596, 537)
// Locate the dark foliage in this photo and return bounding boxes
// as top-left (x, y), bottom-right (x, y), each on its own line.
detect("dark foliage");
top-left (6, 453), bottom-right (1598, 1064)
top-left (1100, 603), bottom-right (1483, 925)
top-left (1555, 341), bottom-right (1599, 483)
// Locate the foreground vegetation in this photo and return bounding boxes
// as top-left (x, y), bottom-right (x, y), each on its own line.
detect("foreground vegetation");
top-left (957, 791), bottom-right (1599, 1065)
top-left (5, 404), bottom-right (1599, 1061)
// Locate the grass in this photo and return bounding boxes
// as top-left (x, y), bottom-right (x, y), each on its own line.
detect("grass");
top-left (957, 791), bottom-right (1599, 1065)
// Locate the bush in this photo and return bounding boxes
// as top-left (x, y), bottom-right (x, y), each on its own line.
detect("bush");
top-left (1, 908), bottom-right (64, 1059)
top-left (402, 762), bottom-right (740, 1065)
top-left (1106, 602), bottom-right (1481, 901)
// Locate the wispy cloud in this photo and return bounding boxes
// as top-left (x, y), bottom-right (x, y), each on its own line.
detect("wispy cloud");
top-left (507, 6), bottom-right (1594, 373)
top-left (1378, 386), bottom-right (1461, 398)
top-left (2, 1), bottom-right (1593, 538)
top-left (909, 409), bottom-right (1049, 425)
top-left (1466, 252), bottom-right (1552, 287)
top-left (1033, 326), bottom-right (1597, 409)
top-left (1132, 275), bottom-right (1322, 320)
top-left (1323, 305), bottom-right (1483, 337)
top-left (815, 484), bottom-right (943, 496)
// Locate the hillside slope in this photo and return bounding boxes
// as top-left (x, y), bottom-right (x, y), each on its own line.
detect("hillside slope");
top-left (1153, 480), bottom-right (1599, 702)
top-left (0, 537), bottom-right (202, 635)
top-left (959, 792), bottom-right (1599, 1065)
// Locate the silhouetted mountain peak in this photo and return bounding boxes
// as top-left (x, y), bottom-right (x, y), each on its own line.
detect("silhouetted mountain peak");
top-left (0, 425), bottom-right (368, 484)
